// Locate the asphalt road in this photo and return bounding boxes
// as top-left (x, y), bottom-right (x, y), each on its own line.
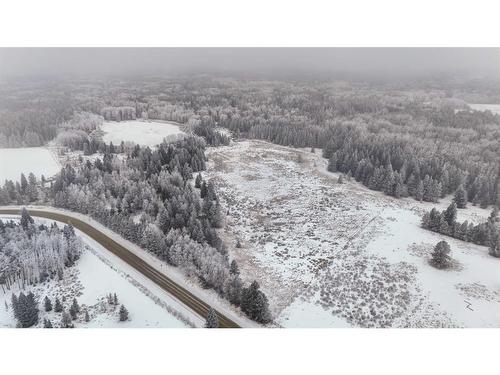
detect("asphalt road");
top-left (0, 207), bottom-right (240, 328)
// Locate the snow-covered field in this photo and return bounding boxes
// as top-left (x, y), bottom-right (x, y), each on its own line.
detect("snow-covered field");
top-left (204, 140), bottom-right (500, 328)
top-left (102, 120), bottom-right (186, 147)
top-left (0, 215), bottom-right (196, 328)
top-left (469, 103), bottom-right (500, 115)
top-left (0, 147), bottom-right (60, 182)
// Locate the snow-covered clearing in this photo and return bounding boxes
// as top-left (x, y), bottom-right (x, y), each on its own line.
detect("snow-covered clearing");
top-left (0, 147), bottom-right (60, 182)
top-left (102, 120), bottom-right (186, 147)
top-left (469, 103), bottom-right (500, 115)
top-left (0, 215), bottom-right (195, 328)
top-left (204, 140), bottom-right (500, 328)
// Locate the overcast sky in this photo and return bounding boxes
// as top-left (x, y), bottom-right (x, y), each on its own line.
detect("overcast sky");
top-left (1, 48), bottom-right (499, 79)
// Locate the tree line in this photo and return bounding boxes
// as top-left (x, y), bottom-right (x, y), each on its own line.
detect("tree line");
top-left (421, 201), bottom-right (500, 257)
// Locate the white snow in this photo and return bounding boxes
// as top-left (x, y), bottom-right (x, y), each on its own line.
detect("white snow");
top-left (469, 103), bottom-right (500, 115)
top-left (0, 214), bottom-right (195, 328)
top-left (0, 206), bottom-right (258, 328)
top-left (204, 140), bottom-right (500, 328)
top-left (0, 147), bottom-right (60, 182)
top-left (101, 120), bottom-right (186, 147)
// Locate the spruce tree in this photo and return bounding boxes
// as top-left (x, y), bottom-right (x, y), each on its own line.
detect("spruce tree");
top-left (44, 296), bottom-right (52, 312)
top-left (431, 240), bottom-right (452, 269)
top-left (119, 304), bottom-right (129, 321)
top-left (43, 318), bottom-right (53, 328)
top-left (327, 155), bottom-right (337, 172)
top-left (200, 181), bottom-right (208, 198)
top-left (20, 207), bottom-right (34, 230)
top-left (453, 185), bottom-right (467, 208)
top-left (415, 181), bottom-right (424, 201)
top-left (61, 311), bottom-right (73, 328)
top-left (54, 297), bottom-right (63, 313)
top-left (69, 298), bottom-right (80, 320)
top-left (443, 202), bottom-right (457, 226)
top-left (230, 260), bottom-right (240, 275)
top-left (84, 310), bottom-right (90, 322)
top-left (337, 174), bottom-right (344, 184)
top-left (205, 307), bottom-right (219, 328)
top-left (195, 173), bottom-right (203, 189)
top-left (240, 281), bottom-right (272, 323)
top-left (16, 292), bottom-right (39, 328)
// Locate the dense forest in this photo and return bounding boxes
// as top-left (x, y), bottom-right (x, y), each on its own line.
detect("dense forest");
top-left (0, 135), bottom-right (272, 323)
top-left (1, 75), bottom-right (499, 325)
top-left (0, 209), bottom-right (82, 292)
top-left (2, 76), bottom-right (497, 207)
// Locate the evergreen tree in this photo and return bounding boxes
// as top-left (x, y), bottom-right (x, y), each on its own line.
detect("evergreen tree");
top-left (327, 155), bottom-right (337, 172)
top-left (20, 207), bottom-right (34, 230)
top-left (488, 207), bottom-right (499, 223)
top-left (69, 298), bottom-right (80, 320)
top-left (54, 297), bottom-right (63, 313)
top-left (84, 310), bottom-right (90, 322)
top-left (443, 202), bottom-right (457, 226)
top-left (15, 292), bottom-right (39, 328)
top-left (337, 174), bottom-right (344, 184)
top-left (200, 181), bottom-right (208, 198)
top-left (61, 311), bottom-right (73, 328)
top-left (415, 181), bottom-right (424, 201)
top-left (240, 281), bottom-right (272, 323)
top-left (20, 173), bottom-right (28, 193)
top-left (44, 296), bottom-right (52, 312)
top-left (195, 173), bottom-right (203, 189)
top-left (205, 307), bottom-right (219, 328)
top-left (229, 260), bottom-right (240, 275)
top-left (119, 304), bottom-right (129, 321)
top-left (453, 185), bottom-right (468, 208)
top-left (430, 240), bottom-right (452, 269)
top-left (43, 318), bottom-right (53, 328)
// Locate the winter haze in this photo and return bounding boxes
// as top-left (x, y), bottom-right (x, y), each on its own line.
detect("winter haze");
top-left (1, 47), bottom-right (500, 330)
top-left (1, 48), bottom-right (500, 79)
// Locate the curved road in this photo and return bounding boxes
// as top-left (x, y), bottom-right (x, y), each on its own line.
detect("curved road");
top-left (0, 207), bottom-right (240, 328)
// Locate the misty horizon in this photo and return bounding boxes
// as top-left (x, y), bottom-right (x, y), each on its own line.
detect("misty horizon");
top-left (1, 48), bottom-right (499, 80)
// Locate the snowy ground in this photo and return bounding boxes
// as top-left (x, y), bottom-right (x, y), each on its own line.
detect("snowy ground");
top-left (468, 103), bottom-right (500, 115)
top-left (0, 147), bottom-right (61, 182)
top-left (101, 120), bottom-right (186, 147)
top-left (0, 215), bottom-right (196, 328)
top-left (204, 140), bottom-right (500, 328)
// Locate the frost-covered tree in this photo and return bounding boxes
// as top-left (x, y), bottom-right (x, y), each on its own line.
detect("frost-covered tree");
top-left (430, 240), bottom-right (452, 269)
top-left (44, 296), bottom-right (52, 312)
top-left (54, 297), bottom-right (63, 313)
top-left (453, 185), bottom-right (468, 208)
top-left (13, 292), bottom-right (39, 328)
top-left (61, 311), bottom-right (73, 328)
top-left (20, 207), bottom-right (34, 230)
top-left (69, 298), bottom-right (80, 320)
top-left (240, 281), bottom-right (272, 323)
top-left (205, 307), bottom-right (219, 328)
top-left (119, 305), bottom-right (129, 321)
top-left (229, 260), bottom-right (240, 275)
top-left (195, 173), bottom-right (203, 188)
top-left (443, 202), bottom-right (457, 226)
